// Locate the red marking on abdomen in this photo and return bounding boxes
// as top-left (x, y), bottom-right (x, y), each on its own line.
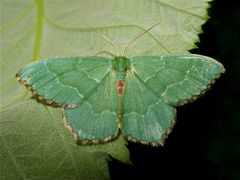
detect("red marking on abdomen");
top-left (116, 81), bottom-right (125, 88)
top-left (116, 81), bottom-right (125, 95)
top-left (118, 88), bottom-right (123, 94)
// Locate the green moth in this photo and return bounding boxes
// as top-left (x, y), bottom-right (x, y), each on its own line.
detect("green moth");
top-left (16, 25), bottom-right (225, 146)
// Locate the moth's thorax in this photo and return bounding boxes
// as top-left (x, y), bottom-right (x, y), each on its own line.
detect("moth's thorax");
top-left (112, 56), bottom-right (131, 81)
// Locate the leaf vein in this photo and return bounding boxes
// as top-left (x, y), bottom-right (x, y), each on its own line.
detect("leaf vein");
top-left (154, 0), bottom-right (206, 19)
top-left (44, 106), bottom-right (79, 172)
top-left (0, 137), bottom-right (27, 179)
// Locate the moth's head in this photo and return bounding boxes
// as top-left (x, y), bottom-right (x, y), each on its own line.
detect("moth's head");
top-left (112, 56), bottom-right (131, 73)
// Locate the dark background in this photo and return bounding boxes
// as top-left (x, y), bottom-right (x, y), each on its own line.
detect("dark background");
top-left (109, 1), bottom-right (240, 179)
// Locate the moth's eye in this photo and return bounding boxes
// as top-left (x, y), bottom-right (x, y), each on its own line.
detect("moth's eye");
top-left (125, 67), bottom-right (131, 72)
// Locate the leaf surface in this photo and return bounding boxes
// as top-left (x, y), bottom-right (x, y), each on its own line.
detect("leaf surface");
top-left (1, 0), bottom-right (211, 179)
top-left (0, 100), bottom-right (129, 179)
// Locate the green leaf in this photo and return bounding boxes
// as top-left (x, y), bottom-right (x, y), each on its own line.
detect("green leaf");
top-left (1, 0), bottom-right (211, 179)
top-left (0, 100), bottom-right (129, 179)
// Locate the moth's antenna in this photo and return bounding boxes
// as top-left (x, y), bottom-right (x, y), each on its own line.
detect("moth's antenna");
top-left (122, 23), bottom-right (160, 55)
top-left (94, 50), bottom-right (116, 57)
top-left (85, 24), bottom-right (117, 54)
